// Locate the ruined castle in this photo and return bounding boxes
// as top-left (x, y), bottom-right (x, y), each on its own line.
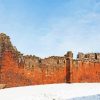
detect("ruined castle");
top-left (0, 33), bottom-right (100, 88)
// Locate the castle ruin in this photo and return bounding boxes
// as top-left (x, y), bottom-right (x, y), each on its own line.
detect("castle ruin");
top-left (0, 33), bottom-right (100, 88)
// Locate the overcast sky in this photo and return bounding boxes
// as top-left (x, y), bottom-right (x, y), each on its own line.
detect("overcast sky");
top-left (0, 0), bottom-right (100, 58)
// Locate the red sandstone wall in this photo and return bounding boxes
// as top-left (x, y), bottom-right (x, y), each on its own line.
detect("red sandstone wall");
top-left (0, 51), bottom-right (69, 87)
top-left (71, 60), bottom-right (100, 82)
top-left (1, 50), bottom-right (100, 88)
top-left (1, 33), bottom-right (100, 88)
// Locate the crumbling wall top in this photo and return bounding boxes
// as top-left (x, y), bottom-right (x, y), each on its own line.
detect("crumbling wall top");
top-left (64, 51), bottom-right (73, 59)
top-left (77, 52), bottom-right (100, 62)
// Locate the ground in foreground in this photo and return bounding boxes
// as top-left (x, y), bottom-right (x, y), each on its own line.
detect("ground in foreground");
top-left (0, 83), bottom-right (100, 100)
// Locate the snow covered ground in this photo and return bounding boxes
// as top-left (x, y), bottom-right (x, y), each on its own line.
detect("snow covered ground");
top-left (0, 83), bottom-right (100, 100)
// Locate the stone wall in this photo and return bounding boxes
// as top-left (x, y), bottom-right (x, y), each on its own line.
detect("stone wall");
top-left (0, 33), bottom-right (71, 87)
top-left (71, 52), bottom-right (100, 82)
top-left (0, 33), bottom-right (100, 88)
top-left (0, 50), bottom-right (69, 87)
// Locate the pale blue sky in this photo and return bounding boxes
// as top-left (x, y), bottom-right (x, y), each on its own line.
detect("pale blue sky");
top-left (0, 0), bottom-right (100, 58)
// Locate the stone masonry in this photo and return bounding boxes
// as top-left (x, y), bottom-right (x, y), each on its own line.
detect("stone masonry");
top-left (0, 33), bottom-right (100, 88)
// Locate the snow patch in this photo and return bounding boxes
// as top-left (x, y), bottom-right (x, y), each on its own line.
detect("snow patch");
top-left (0, 83), bottom-right (100, 100)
